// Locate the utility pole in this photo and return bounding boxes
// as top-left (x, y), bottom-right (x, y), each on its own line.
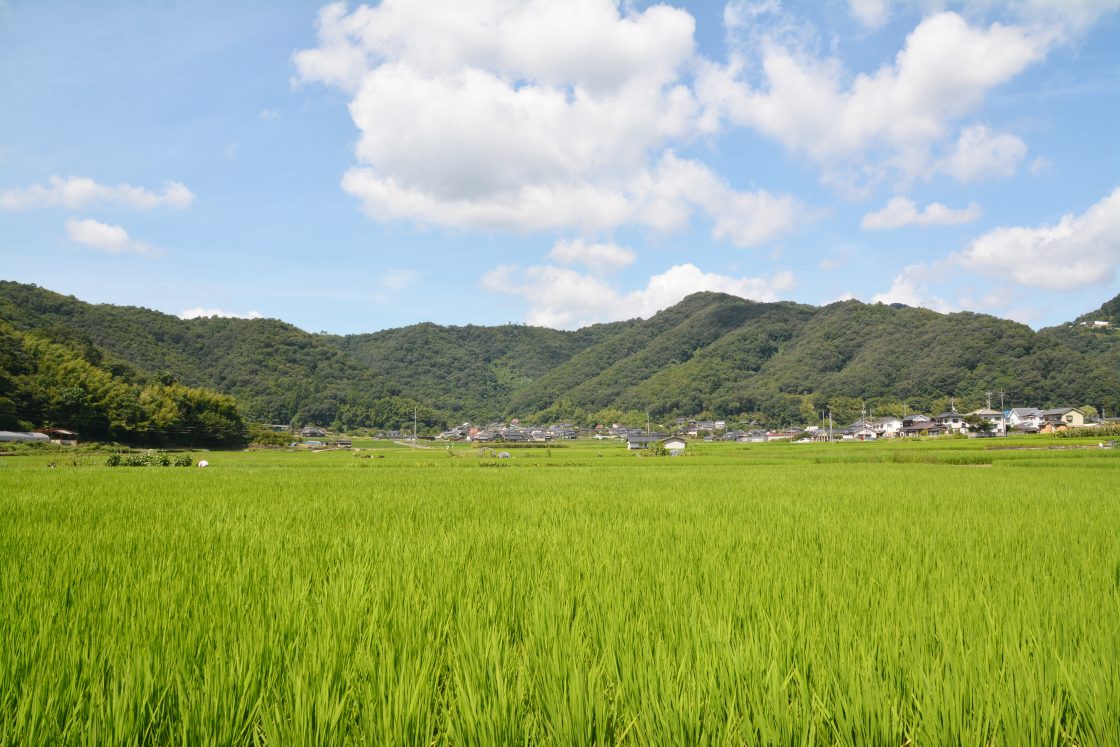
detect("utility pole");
top-left (986, 391), bottom-right (993, 410)
top-left (828, 410), bottom-right (833, 442)
top-left (646, 411), bottom-right (650, 436)
top-left (413, 406), bottom-right (418, 443)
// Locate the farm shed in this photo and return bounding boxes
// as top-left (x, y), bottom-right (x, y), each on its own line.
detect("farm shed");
top-left (42, 428), bottom-right (79, 446)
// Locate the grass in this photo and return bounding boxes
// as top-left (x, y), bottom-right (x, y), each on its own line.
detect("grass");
top-left (1, 438), bottom-right (1118, 745)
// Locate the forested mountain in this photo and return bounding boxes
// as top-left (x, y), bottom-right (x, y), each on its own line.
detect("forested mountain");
top-left (0, 320), bottom-right (246, 446)
top-left (333, 318), bottom-right (632, 421)
top-left (2, 280), bottom-right (1118, 432)
top-left (0, 281), bottom-right (399, 426)
top-left (1074, 294), bottom-right (1120, 326)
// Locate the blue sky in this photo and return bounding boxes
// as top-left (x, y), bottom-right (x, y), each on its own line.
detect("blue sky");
top-left (2, 0), bottom-right (1118, 333)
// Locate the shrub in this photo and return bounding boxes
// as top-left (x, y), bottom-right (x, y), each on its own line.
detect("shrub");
top-left (105, 453), bottom-right (121, 467)
top-left (174, 454), bottom-right (193, 467)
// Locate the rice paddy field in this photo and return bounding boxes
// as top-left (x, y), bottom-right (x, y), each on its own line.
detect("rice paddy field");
top-left (2, 437), bottom-right (1119, 745)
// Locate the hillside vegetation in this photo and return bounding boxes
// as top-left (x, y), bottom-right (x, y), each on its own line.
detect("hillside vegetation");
top-left (0, 321), bottom-right (246, 446)
top-left (2, 280), bottom-right (1118, 432)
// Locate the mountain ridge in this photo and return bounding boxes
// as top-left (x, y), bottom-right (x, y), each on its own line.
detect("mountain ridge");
top-left (2, 280), bottom-right (1118, 428)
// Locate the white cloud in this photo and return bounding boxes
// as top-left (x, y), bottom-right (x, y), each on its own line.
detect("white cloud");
top-left (1, 176), bottom-right (194, 210)
top-left (179, 308), bottom-right (264, 320)
top-left (849, 0), bottom-right (889, 30)
top-left (259, 108), bottom-right (281, 120)
top-left (634, 152), bottom-right (803, 247)
top-left (939, 124), bottom-right (1027, 181)
top-left (548, 239), bottom-right (636, 274)
top-left (1028, 156), bottom-right (1053, 175)
top-left (482, 261), bottom-right (795, 328)
top-left (871, 262), bottom-right (955, 312)
top-left (295, 0), bottom-right (801, 245)
top-left (1011, 0), bottom-right (1120, 39)
top-left (697, 11), bottom-right (1048, 185)
top-left (868, 186), bottom-right (1120, 320)
top-left (862, 196), bottom-right (982, 230)
top-left (64, 218), bottom-right (159, 256)
top-left (959, 186), bottom-right (1120, 290)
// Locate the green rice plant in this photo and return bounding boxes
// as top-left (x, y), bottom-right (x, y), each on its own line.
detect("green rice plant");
top-left (1, 441), bottom-right (1118, 745)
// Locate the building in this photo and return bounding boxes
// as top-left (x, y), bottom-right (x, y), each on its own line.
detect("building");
top-left (1038, 407), bottom-right (1085, 428)
top-left (933, 409), bottom-right (968, 435)
top-left (1007, 408), bottom-right (1042, 429)
top-left (626, 435), bottom-right (661, 450)
top-left (968, 409), bottom-right (1006, 436)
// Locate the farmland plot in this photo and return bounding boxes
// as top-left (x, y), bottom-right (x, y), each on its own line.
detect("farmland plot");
top-left (2, 441), bottom-right (1118, 745)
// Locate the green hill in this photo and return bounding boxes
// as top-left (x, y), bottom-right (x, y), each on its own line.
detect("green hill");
top-left (334, 319), bottom-right (631, 421)
top-left (2, 280), bottom-right (1118, 430)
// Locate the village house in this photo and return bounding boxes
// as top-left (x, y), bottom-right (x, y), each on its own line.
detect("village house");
top-left (1007, 408), bottom-right (1042, 429)
top-left (626, 435), bottom-right (661, 450)
top-left (968, 408), bottom-right (1007, 435)
top-left (1038, 407), bottom-right (1085, 430)
top-left (870, 416), bottom-right (903, 438)
top-left (933, 409), bottom-right (968, 435)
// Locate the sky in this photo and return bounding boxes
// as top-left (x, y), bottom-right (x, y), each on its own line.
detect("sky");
top-left (1, 0), bottom-right (1118, 334)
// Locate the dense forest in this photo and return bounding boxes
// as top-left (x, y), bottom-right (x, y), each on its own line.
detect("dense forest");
top-left (0, 321), bottom-right (246, 446)
top-left (2, 280), bottom-right (1118, 436)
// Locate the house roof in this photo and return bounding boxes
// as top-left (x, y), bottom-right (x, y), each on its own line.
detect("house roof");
top-left (1009, 408), bottom-right (1040, 416)
top-left (1038, 407), bottom-right (1081, 416)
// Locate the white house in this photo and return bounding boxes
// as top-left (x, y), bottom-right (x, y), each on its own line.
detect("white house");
top-left (933, 410), bottom-right (968, 435)
top-left (1007, 408), bottom-right (1042, 428)
top-left (968, 408), bottom-right (1006, 435)
top-left (871, 416), bottom-right (903, 438)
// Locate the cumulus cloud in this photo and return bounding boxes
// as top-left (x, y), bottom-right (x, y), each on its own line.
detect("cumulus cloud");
top-left (482, 261), bottom-right (795, 328)
top-left (868, 186), bottom-right (1120, 319)
top-left (939, 124), bottom-right (1028, 181)
top-left (696, 11), bottom-right (1048, 186)
top-left (64, 218), bottom-right (159, 256)
top-left (959, 186), bottom-right (1120, 290)
top-left (871, 262), bottom-right (955, 312)
top-left (548, 239), bottom-right (636, 274)
top-left (862, 196), bottom-right (982, 230)
top-left (1, 176), bottom-right (194, 210)
top-left (179, 308), bottom-right (264, 320)
top-left (849, 0), bottom-right (889, 30)
top-left (294, 0), bottom-right (801, 245)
